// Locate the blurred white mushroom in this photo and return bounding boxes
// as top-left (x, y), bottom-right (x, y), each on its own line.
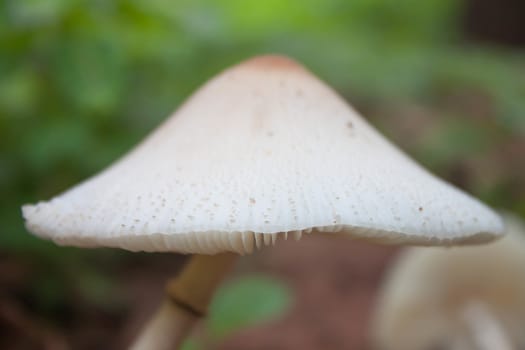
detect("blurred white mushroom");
top-left (372, 213), bottom-right (525, 350)
top-left (22, 55), bottom-right (504, 350)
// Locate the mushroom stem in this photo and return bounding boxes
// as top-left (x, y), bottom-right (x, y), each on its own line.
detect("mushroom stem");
top-left (130, 300), bottom-right (196, 350)
top-left (131, 253), bottom-right (238, 350)
top-left (461, 300), bottom-right (513, 350)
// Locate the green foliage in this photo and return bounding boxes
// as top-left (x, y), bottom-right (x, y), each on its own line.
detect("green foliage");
top-left (417, 118), bottom-right (496, 169)
top-left (180, 339), bottom-right (199, 350)
top-left (208, 275), bottom-right (291, 338)
top-left (181, 275), bottom-right (291, 349)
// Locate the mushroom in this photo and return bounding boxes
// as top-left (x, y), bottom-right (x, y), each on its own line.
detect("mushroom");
top-left (372, 213), bottom-right (525, 350)
top-left (22, 55), bottom-right (503, 349)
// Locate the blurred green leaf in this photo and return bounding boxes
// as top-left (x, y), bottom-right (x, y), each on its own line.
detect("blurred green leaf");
top-left (5, 0), bottom-right (70, 28)
top-left (0, 67), bottom-right (38, 115)
top-left (417, 118), bottom-right (495, 168)
top-left (180, 339), bottom-right (200, 350)
top-left (53, 34), bottom-right (126, 113)
top-left (208, 275), bottom-right (292, 339)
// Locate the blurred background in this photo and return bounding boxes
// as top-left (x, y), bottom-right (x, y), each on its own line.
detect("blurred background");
top-left (1, 0), bottom-right (524, 349)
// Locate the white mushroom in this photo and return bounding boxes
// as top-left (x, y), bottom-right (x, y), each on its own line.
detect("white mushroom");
top-left (372, 213), bottom-right (525, 350)
top-left (22, 55), bottom-right (503, 349)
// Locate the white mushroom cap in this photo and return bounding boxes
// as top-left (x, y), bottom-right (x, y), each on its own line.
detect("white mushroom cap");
top-left (22, 55), bottom-right (503, 255)
top-left (372, 213), bottom-right (525, 350)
